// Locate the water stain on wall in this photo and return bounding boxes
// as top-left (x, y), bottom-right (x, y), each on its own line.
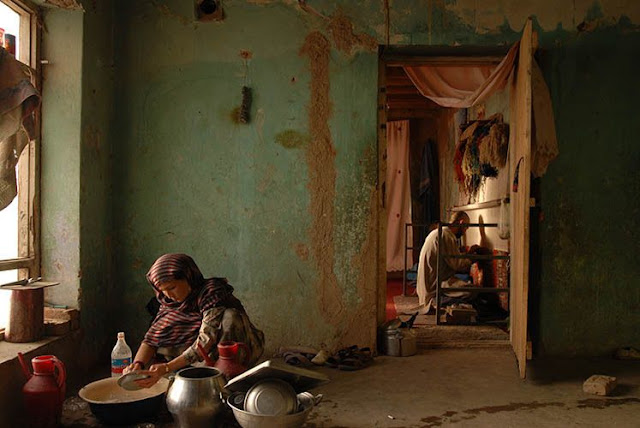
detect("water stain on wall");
top-left (299, 31), bottom-right (343, 321)
top-left (444, 0), bottom-right (640, 34)
top-left (296, 11), bottom-right (379, 332)
top-left (294, 242), bottom-right (309, 261)
top-left (328, 10), bottom-right (378, 55)
top-left (275, 129), bottom-right (309, 148)
top-left (339, 186), bottom-right (378, 345)
top-left (151, 1), bottom-right (192, 26)
top-left (230, 106), bottom-right (243, 124)
top-left (44, 0), bottom-right (83, 10)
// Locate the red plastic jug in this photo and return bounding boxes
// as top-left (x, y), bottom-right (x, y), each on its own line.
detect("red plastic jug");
top-left (18, 353), bottom-right (66, 428)
top-left (213, 341), bottom-right (251, 380)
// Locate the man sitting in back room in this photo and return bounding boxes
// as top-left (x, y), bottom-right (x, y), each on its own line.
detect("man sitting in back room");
top-left (416, 211), bottom-right (474, 314)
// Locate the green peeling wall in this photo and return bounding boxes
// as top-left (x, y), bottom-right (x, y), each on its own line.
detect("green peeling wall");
top-left (534, 19), bottom-right (640, 356)
top-left (111, 0), bottom-right (380, 352)
top-left (41, 0), bottom-right (115, 367)
top-left (38, 0), bottom-right (640, 358)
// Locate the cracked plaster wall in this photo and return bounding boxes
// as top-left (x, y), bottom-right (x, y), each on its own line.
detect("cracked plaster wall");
top-left (39, 0), bottom-right (640, 357)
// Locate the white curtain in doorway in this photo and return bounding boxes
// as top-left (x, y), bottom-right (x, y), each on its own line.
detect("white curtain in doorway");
top-left (403, 42), bottom-right (519, 109)
top-left (386, 120), bottom-right (412, 272)
top-left (403, 41), bottom-right (558, 177)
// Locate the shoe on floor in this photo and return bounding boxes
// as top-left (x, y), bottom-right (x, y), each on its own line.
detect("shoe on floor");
top-left (614, 347), bottom-right (640, 360)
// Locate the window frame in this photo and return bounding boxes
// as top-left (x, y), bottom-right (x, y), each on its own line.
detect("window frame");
top-left (0, 0), bottom-right (41, 333)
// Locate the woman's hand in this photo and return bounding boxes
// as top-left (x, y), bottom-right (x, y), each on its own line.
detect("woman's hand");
top-left (123, 361), bottom-right (144, 375)
top-left (134, 363), bottom-right (170, 388)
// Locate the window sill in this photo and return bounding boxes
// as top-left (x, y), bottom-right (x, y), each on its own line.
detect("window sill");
top-left (0, 334), bottom-right (70, 366)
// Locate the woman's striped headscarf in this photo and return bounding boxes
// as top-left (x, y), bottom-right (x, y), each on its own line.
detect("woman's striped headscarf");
top-left (143, 253), bottom-right (233, 348)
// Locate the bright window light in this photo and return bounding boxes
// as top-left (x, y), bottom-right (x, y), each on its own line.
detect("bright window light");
top-left (0, 2), bottom-right (20, 57)
top-left (0, 2), bottom-right (21, 329)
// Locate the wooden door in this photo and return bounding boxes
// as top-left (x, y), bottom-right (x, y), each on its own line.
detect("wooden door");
top-left (510, 18), bottom-right (534, 379)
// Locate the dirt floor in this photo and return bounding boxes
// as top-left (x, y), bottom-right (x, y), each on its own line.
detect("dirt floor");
top-left (308, 349), bottom-right (640, 427)
top-left (61, 348), bottom-right (640, 427)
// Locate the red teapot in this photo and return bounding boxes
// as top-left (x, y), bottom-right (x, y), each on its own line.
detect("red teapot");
top-left (18, 353), bottom-right (66, 428)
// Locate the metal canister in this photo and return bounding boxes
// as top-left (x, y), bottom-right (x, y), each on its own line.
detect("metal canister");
top-left (383, 329), bottom-right (401, 356)
top-left (383, 328), bottom-right (417, 357)
top-left (400, 328), bottom-right (417, 356)
top-left (4, 33), bottom-right (16, 56)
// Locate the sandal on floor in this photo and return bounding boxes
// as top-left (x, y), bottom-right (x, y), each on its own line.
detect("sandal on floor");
top-left (324, 356), bottom-right (340, 369)
top-left (337, 357), bottom-right (366, 371)
top-left (336, 345), bottom-right (359, 359)
top-left (284, 352), bottom-right (313, 367)
top-left (325, 346), bottom-right (374, 371)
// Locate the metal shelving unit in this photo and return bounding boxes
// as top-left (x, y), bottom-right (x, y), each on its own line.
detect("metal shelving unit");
top-left (435, 222), bottom-right (510, 325)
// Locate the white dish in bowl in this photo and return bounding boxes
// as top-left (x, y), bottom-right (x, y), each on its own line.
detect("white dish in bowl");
top-left (117, 371), bottom-right (151, 391)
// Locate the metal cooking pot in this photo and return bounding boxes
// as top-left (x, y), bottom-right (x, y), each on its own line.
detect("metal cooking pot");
top-left (78, 377), bottom-right (169, 426)
top-left (166, 366), bottom-right (226, 428)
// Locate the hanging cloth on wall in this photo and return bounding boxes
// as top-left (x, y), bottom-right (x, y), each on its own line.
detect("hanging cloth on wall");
top-left (531, 61), bottom-right (558, 177)
top-left (403, 37), bottom-right (558, 178)
top-left (386, 120), bottom-right (413, 272)
top-left (0, 47), bottom-right (40, 211)
top-left (418, 139), bottom-right (437, 244)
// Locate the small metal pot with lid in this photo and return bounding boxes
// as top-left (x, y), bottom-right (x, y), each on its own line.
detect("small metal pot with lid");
top-left (380, 319), bottom-right (417, 357)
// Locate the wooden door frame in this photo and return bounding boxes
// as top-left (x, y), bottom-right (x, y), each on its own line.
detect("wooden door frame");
top-left (509, 18), bottom-right (535, 379)
top-left (376, 28), bottom-right (537, 378)
top-left (376, 45), bottom-right (515, 329)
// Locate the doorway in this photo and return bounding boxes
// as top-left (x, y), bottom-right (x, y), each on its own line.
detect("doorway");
top-left (377, 19), bottom-right (537, 379)
top-left (382, 66), bottom-right (441, 323)
top-left (377, 42), bottom-right (532, 351)
top-left (381, 58), bottom-right (510, 338)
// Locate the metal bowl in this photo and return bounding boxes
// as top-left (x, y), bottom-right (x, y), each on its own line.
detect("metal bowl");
top-left (244, 378), bottom-right (297, 416)
top-left (79, 377), bottom-right (169, 426)
top-left (229, 396), bottom-right (314, 428)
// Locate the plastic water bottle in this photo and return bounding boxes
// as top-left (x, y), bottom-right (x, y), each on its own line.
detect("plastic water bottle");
top-left (111, 332), bottom-right (132, 377)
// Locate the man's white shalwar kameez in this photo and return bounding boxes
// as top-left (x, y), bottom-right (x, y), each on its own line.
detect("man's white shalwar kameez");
top-left (416, 227), bottom-right (472, 308)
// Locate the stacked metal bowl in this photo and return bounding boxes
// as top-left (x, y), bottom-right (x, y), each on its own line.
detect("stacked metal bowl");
top-left (227, 378), bottom-right (321, 428)
top-left (224, 359), bottom-right (328, 427)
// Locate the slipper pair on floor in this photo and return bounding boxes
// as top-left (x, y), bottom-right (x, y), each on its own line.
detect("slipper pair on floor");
top-left (283, 351), bottom-right (317, 367)
top-left (283, 345), bottom-right (374, 371)
top-left (325, 345), bottom-right (373, 371)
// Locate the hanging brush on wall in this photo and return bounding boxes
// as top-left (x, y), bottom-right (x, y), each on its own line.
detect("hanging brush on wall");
top-left (239, 86), bottom-right (252, 124)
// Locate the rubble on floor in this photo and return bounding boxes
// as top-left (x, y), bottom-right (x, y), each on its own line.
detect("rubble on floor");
top-left (583, 374), bottom-right (617, 396)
